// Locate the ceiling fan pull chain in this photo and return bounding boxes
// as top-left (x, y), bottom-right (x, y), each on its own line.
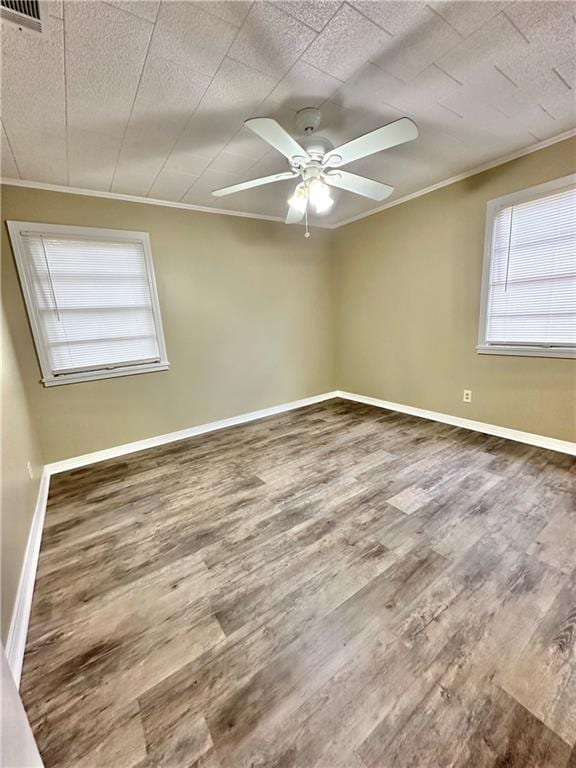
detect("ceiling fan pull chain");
top-left (304, 205), bottom-right (310, 238)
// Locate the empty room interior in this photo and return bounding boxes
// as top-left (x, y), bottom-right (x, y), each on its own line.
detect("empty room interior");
top-left (1, 0), bottom-right (576, 766)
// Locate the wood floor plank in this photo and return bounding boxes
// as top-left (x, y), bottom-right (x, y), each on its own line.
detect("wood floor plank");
top-left (498, 566), bottom-right (576, 746)
top-left (20, 399), bottom-right (576, 767)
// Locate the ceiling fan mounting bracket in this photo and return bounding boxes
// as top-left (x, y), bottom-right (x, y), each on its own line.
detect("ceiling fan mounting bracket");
top-left (295, 107), bottom-right (322, 135)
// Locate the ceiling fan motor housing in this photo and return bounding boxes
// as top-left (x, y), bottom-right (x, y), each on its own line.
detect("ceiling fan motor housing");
top-left (300, 136), bottom-right (334, 166)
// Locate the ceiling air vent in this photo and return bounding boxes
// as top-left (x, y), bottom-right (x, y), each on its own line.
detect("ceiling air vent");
top-left (1, 0), bottom-right (43, 32)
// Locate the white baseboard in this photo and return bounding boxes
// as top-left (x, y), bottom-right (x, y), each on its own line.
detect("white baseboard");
top-left (8, 387), bottom-right (573, 687)
top-left (337, 391), bottom-right (576, 456)
top-left (45, 391), bottom-right (340, 475)
top-left (6, 468), bottom-right (51, 687)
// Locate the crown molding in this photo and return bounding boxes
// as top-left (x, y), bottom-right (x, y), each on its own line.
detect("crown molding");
top-left (2, 129), bottom-right (574, 230)
top-left (0, 178), bottom-right (334, 228)
top-left (334, 128), bottom-right (576, 228)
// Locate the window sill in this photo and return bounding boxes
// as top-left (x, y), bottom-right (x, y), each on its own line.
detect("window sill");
top-left (42, 362), bottom-right (170, 386)
top-left (476, 345), bottom-right (576, 359)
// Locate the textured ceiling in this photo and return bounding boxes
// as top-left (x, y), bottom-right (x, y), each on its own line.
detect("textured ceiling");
top-left (1, 0), bottom-right (575, 226)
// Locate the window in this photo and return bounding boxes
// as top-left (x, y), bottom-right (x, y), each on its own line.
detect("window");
top-left (8, 222), bottom-right (169, 385)
top-left (478, 174), bottom-right (576, 359)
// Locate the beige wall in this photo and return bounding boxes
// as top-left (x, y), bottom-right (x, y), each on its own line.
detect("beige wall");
top-left (2, 137), bottom-right (575, 476)
top-left (335, 138), bottom-right (576, 443)
top-left (2, 187), bottom-right (336, 463)
top-left (1, 303), bottom-right (42, 644)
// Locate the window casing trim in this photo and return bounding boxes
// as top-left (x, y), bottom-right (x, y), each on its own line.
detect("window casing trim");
top-left (477, 173), bottom-right (576, 360)
top-left (7, 221), bottom-right (170, 386)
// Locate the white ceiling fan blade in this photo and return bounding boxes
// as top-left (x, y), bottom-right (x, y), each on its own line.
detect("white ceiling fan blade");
top-left (324, 117), bottom-right (418, 168)
top-left (324, 171), bottom-right (394, 201)
top-left (286, 205), bottom-right (305, 224)
top-left (245, 117), bottom-right (310, 163)
top-left (212, 171), bottom-right (298, 197)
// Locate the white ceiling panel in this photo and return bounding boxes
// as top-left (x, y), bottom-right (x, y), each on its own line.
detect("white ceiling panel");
top-left (229, 2), bottom-right (317, 79)
top-left (1, 15), bottom-right (66, 183)
top-left (352, 1), bottom-right (427, 36)
top-left (148, 168), bottom-right (199, 201)
top-left (495, 32), bottom-right (575, 106)
top-left (505, 2), bottom-right (576, 49)
top-left (554, 57), bottom-right (576, 91)
top-left (166, 113), bottom-right (238, 168)
top-left (1, 1), bottom-right (574, 226)
top-left (330, 62), bottom-right (404, 111)
top-left (207, 150), bottom-right (262, 175)
top-left (45, 0), bottom-right (63, 19)
top-left (194, 0), bottom-right (252, 27)
top-left (164, 56), bottom-right (278, 173)
top-left (1, 123), bottom-right (19, 178)
top-left (437, 9), bottom-right (526, 82)
top-left (302, 3), bottom-right (391, 81)
top-left (503, 57), bottom-right (571, 108)
top-left (164, 151), bottom-right (212, 178)
top-left (65, 2), bottom-right (152, 137)
top-left (436, 10), bottom-right (573, 119)
top-left (111, 167), bottom-right (162, 196)
top-left (430, 1), bottom-right (510, 37)
top-left (112, 141), bottom-right (167, 195)
top-left (220, 127), bottom-right (278, 161)
top-left (246, 149), bottom-right (292, 178)
top-left (193, 1), bottom-right (253, 27)
top-left (274, 1), bottom-right (342, 31)
top-left (435, 87), bottom-right (516, 132)
top-left (266, 61), bottom-right (343, 110)
top-left (524, 95), bottom-right (576, 141)
top-left (195, 55), bottom-right (278, 118)
top-left (68, 128), bottom-right (121, 190)
top-left (122, 55), bottom-right (211, 142)
top-left (106, 1), bottom-right (160, 22)
top-left (1, 15), bottom-right (65, 139)
top-left (182, 167), bottom-right (244, 205)
top-left (319, 99), bottom-right (403, 146)
top-left (148, 2), bottom-right (236, 77)
top-left (348, 122), bottom-right (467, 182)
top-left (9, 129), bottom-right (68, 185)
top-left (460, 64), bottom-right (533, 119)
top-left (381, 64), bottom-right (464, 114)
top-left (371, 5), bottom-right (462, 81)
top-left (113, 54), bottom-right (212, 193)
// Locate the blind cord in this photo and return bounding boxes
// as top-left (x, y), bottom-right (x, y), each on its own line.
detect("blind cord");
top-left (40, 236), bottom-right (61, 321)
top-left (504, 206), bottom-right (514, 294)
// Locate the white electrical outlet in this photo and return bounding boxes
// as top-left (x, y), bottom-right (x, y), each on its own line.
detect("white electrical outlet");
top-left (463, 390), bottom-right (472, 403)
top-left (26, 461), bottom-right (34, 479)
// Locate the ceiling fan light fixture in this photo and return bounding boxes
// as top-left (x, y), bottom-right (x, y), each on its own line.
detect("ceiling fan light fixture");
top-left (211, 113), bottom-right (419, 224)
top-left (308, 178), bottom-right (333, 214)
top-left (288, 182), bottom-right (308, 213)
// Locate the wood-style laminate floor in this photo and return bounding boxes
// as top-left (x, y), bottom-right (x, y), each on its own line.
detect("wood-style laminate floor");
top-left (21, 399), bottom-right (576, 768)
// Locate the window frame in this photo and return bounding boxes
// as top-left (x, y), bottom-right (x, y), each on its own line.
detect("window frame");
top-left (8, 221), bottom-right (170, 386)
top-left (477, 173), bottom-right (576, 360)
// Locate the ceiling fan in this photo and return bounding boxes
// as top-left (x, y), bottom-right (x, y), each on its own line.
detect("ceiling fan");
top-left (212, 107), bottom-right (418, 232)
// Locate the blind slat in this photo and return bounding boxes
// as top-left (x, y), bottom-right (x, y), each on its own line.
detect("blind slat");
top-left (486, 186), bottom-right (576, 347)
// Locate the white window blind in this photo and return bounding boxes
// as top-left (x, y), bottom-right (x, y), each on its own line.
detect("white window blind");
top-left (479, 177), bottom-right (576, 358)
top-left (8, 223), bottom-right (169, 385)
